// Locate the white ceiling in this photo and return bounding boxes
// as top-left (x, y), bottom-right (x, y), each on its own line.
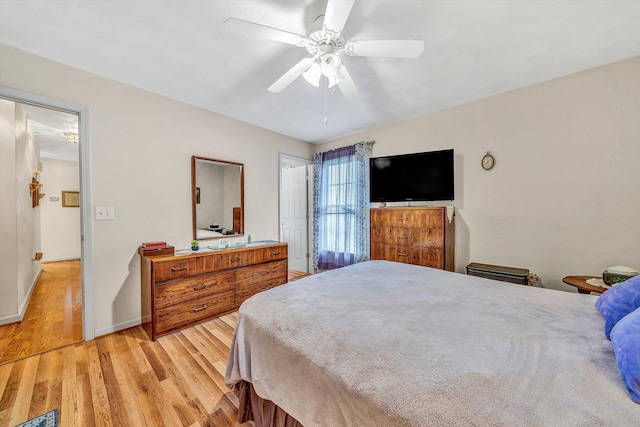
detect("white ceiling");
top-left (1, 0), bottom-right (639, 144)
top-left (22, 104), bottom-right (79, 162)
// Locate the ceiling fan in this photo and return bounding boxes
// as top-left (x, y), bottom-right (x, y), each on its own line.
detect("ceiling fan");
top-left (224, 0), bottom-right (424, 99)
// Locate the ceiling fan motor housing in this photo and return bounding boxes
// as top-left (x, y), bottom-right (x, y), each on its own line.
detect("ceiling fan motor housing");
top-left (306, 29), bottom-right (345, 56)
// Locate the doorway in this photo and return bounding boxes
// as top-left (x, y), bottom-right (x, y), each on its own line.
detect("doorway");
top-left (279, 154), bottom-right (313, 273)
top-left (0, 85), bottom-right (94, 357)
top-left (0, 101), bottom-right (83, 364)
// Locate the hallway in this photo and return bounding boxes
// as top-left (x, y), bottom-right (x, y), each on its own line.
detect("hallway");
top-left (0, 260), bottom-right (82, 364)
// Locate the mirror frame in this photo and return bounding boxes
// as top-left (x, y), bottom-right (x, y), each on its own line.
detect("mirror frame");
top-left (191, 155), bottom-right (245, 240)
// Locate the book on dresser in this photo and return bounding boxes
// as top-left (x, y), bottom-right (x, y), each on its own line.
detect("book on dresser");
top-left (370, 206), bottom-right (455, 271)
top-left (139, 241), bottom-right (288, 340)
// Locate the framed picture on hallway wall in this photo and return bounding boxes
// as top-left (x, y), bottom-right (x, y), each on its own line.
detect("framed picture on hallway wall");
top-left (62, 191), bottom-right (79, 207)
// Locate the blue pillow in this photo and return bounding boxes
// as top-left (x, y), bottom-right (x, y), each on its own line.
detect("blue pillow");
top-left (595, 274), bottom-right (640, 339)
top-left (610, 307), bottom-right (640, 403)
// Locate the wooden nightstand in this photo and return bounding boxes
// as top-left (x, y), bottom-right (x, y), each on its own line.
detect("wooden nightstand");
top-left (562, 276), bottom-right (608, 294)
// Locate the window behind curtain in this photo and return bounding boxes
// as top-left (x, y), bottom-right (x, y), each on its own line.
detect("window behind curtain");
top-left (313, 142), bottom-right (373, 271)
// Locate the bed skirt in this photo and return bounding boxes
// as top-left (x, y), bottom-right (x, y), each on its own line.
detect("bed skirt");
top-left (233, 380), bottom-right (303, 427)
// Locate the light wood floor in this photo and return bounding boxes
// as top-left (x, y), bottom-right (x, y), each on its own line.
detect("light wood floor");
top-left (0, 314), bottom-right (242, 427)
top-left (0, 260), bottom-right (83, 365)
top-left (0, 269), bottom-right (312, 426)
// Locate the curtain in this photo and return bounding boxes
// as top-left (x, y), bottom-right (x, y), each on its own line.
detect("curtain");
top-left (313, 141), bottom-right (374, 271)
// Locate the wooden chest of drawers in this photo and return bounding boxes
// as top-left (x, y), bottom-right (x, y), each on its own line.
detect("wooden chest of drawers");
top-left (140, 242), bottom-right (288, 340)
top-left (370, 207), bottom-right (455, 271)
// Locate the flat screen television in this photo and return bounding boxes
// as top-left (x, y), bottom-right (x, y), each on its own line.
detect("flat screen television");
top-left (370, 149), bottom-right (454, 202)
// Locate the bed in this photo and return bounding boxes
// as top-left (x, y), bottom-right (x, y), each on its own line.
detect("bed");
top-left (225, 260), bottom-right (639, 426)
top-left (196, 229), bottom-right (224, 239)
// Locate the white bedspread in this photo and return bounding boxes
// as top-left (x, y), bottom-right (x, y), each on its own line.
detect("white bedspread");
top-left (225, 260), bottom-right (639, 426)
top-left (196, 229), bottom-right (223, 239)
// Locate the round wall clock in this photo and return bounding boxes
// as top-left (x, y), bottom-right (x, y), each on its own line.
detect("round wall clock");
top-left (481, 152), bottom-right (495, 170)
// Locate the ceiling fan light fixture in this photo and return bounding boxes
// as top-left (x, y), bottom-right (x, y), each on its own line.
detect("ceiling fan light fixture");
top-left (65, 133), bottom-right (79, 143)
top-left (302, 62), bottom-right (322, 87)
top-left (327, 70), bottom-right (346, 88)
top-left (320, 53), bottom-right (345, 88)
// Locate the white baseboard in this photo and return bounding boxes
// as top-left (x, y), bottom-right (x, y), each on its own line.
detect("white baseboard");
top-left (41, 256), bottom-right (81, 263)
top-left (94, 318), bottom-right (141, 338)
top-left (18, 266), bottom-right (42, 320)
top-left (0, 266), bottom-right (42, 325)
top-left (0, 313), bottom-right (21, 325)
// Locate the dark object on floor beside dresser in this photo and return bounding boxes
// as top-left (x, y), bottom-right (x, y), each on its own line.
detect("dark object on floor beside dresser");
top-left (466, 262), bottom-right (529, 285)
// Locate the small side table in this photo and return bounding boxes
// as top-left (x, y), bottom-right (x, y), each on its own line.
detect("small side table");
top-left (562, 276), bottom-right (608, 294)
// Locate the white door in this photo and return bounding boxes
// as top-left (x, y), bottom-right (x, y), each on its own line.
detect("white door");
top-left (281, 165), bottom-right (309, 272)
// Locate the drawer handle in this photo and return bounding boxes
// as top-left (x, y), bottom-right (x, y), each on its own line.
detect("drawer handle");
top-left (259, 271), bottom-right (267, 276)
top-left (231, 257), bottom-right (241, 262)
top-left (398, 253), bottom-right (409, 257)
top-left (397, 217), bottom-right (407, 221)
top-left (192, 305), bottom-right (208, 312)
top-left (272, 251), bottom-right (281, 255)
top-left (398, 235), bottom-right (408, 238)
top-left (193, 284), bottom-right (206, 291)
top-left (171, 265), bottom-right (187, 272)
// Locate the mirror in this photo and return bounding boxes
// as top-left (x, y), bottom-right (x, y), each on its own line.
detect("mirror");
top-left (192, 156), bottom-right (244, 240)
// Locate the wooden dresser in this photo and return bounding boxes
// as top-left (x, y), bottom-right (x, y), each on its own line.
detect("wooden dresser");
top-left (370, 207), bottom-right (454, 271)
top-left (139, 241), bottom-right (287, 340)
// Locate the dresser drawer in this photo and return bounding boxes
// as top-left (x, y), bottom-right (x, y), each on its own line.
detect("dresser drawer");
top-left (215, 250), bottom-right (256, 270)
top-left (372, 227), bottom-right (421, 245)
top-left (155, 290), bottom-right (235, 336)
top-left (153, 258), bottom-right (198, 282)
top-left (370, 244), bottom-right (443, 268)
top-left (371, 210), bottom-right (412, 227)
top-left (237, 259), bottom-right (288, 285)
top-left (409, 247), bottom-right (444, 269)
top-left (409, 229), bottom-right (444, 248)
top-left (236, 260), bottom-right (288, 305)
top-left (254, 245), bottom-right (288, 263)
top-left (392, 245), bottom-right (443, 267)
top-left (392, 245), bottom-right (412, 263)
top-left (154, 270), bottom-right (235, 310)
top-left (371, 208), bottom-right (445, 229)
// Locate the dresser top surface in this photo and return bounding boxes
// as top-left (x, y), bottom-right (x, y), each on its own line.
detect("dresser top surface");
top-left (140, 240), bottom-right (286, 261)
top-left (370, 206), bottom-right (451, 211)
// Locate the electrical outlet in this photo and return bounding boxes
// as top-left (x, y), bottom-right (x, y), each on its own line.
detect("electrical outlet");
top-left (96, 206), bottom-right (115, 220)
top-left (49, 196), bottom-right (59, 201)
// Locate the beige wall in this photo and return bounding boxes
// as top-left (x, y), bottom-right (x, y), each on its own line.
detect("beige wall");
top-left (14, 103), bottom-right (42, 312)
top-left (0, 43), bottom-right (313, 334)
top-left (318, 56), bottom-right (640, 291)
top-left (0, 99), bottom-right (43, 322)
top-left (40, 158), bottom-right (81, 262)
top-left (0, 99), bottom-right (18, 320)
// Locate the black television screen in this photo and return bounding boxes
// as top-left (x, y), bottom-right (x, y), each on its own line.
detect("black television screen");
top-left (370, 149), bottom-right (454, 202)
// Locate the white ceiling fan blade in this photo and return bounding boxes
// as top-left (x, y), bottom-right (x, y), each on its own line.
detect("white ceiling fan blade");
top-left (337, 64), bottom-right (358, 99)
top-left (323, 0), bottom-right (356, 33)
top-left (268, 57), bottom-right (315, 93)
top-left (224, 17), bottom-right (308, 47)
top-left (345, 40), bottom-right (424, 58)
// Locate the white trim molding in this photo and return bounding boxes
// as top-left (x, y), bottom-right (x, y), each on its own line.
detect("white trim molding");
top-left (0, 265), bottom-right (42, 325)
top-left (94, 318), bottom-right (141, 338)
top-left (0, 85), bottom-right (95, 341)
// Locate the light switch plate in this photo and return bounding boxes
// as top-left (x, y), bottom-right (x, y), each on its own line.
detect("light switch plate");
top-left (96, 206), bottom-right (115, 220)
